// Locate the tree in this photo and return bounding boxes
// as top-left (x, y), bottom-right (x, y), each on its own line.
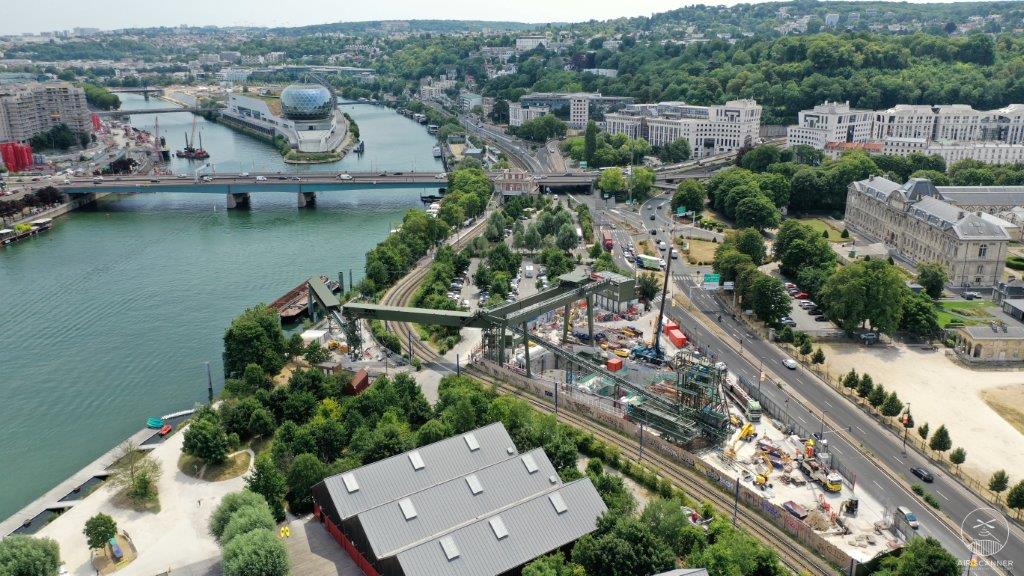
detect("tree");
top-left (811, 347), bottom-right (825, 364)
top-left (636, 273), bottom-right (660, 301)
top-left (918, 423), bottom-right (930, 441)
top-left (874, 536), bottom-right (959, 576)
top-left (245, 454), bottom-right (287, 521)
top-left (0, 536), bottom-right (61, 576)
top-left (734, 228), bottom-right (766, 265)
top-left (868, 383), bottom-right (887, 409)
top-left (83, 513), bottom-right (117, 550)
top-left (949, 447), bottom-right (966, 473)
top-left (183, 416), bottom-right (231, 465)
top-left (899, 292), bottom-right (940, 340)
top-left (286, 453), bottom-right (327, 514)
top-left (598, 168), bottom-right (625, 198)
top-left (1007, 480), bottom-right (1024, 518)
top-left (799, 340), bottom-right (813, 356)
top-left (821, 259), bottom-right (907, 334)
top-left (222, 528), bottom-right (289, 576)
top-left (109, 440), bottom-right (161, 505)
top-left (572, 515), bottom-right (675, 576)
top-left (748, 274), bottom-right (790, 326)
top-left (928, 424), bottom-right (952, 455)
top-left (489, 99), bottom-right (509, 124)
top-left (659, 138), bottom-right (691, 163)
top-left (628, 167), bottom-right (655, 203)
top-left (842, 369), bottom-right (859, 390)
top-left (210, 491), bottom-right (268, 539)
top-left (640, 498), bottom-right (694, 556)
top-left (248, 407), bottom-right (276, 439)
top-left (881, 392), bottom-right (904, 417)
top-left (303, 341), bottom-right (329, 365)
top-left (990, 470), bottom-right (1010, 501)
top-left (734, 194), bottom-right (780, 230)
top-left (523, 553), bottom-right (586, 576)
top-left (220, 502), bottom-right (277, 546)
top-left (583, 121), bottom-right (598, 164)
top-left (917, 262), bottom-right (948, 299)
top-left (223, 305), bottom-right (287, 377)
top-left (857, 373), bottom-right (874, 398)
top-left (556, 223), bottom-right (579, 251)
top-left (671, 179), bottom-right (706, 216)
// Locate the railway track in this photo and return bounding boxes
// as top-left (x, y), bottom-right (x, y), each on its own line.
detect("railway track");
top-left (373, 226), bottom-right (838, 576)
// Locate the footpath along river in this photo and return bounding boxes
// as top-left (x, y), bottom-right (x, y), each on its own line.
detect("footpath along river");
top-left (0, 95), bottom-right (442, 521)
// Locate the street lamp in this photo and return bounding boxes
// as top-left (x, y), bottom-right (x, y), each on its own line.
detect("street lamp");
top-left (902, 403), bottom-right (912, 454)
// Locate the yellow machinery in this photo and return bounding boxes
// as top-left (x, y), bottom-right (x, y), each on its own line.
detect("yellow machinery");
top-left (724, 423), bottom-right (756, 459)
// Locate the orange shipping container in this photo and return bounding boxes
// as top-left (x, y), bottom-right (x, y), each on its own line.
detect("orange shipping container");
top-left (607, 357), bottom-right (624, 372)
top-left (663, 320), bottom-right (679, 335)
top-left (666, 328), bottom-right (687, 348)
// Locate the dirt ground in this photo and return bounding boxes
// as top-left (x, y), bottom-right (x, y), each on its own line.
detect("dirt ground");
top-left (682, 238), bottom-right (717, 265)
top-left (820, 341), bottom-right (1024, 481)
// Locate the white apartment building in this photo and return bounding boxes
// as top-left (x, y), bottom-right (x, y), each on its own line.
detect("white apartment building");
top-left (0, 82), bottom-right (90, 143)
top-left (509, 102), bottom-right (550, 127)
top-left (845, 176), bottom-right (1012, 288)
top-left (569, 96), bottom-right (589, 129)
top-left (604, 100), bottom-right (762, 160)
top-left (873, 103), bottom-right (1024, 144)
top-left (786, 101), bottom-right (874, 149)
top-left (515, 36), bottom-right (548, 52)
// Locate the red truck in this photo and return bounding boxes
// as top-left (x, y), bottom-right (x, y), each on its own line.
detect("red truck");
top-left (602, 230), bottom-right (613, 251)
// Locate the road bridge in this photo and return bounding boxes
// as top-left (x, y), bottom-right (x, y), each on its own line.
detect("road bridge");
top-left (96, 107), bottom-right (220, 117)
top-left (57, 171), bottom-right (600, 208)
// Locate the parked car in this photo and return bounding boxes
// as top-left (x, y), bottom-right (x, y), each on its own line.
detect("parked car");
top-left (963, 291), bottom-right (981, 300)
top-left (650, 229), bottom-right (657, 235)
top-left (780, 317), bottom-right (797, 327)
top-left (794, 292), bottom-right (809, 300)
top-left (814, 315), bottom-right (829, 322)
top-left (784, 282), bottom-right (796, 289)
top-left (650, 214), bottom-right (656, 220)
top-left (911, 467), bottom-right (934, 483)
top-left (782, 358), bottom-right (798, 369)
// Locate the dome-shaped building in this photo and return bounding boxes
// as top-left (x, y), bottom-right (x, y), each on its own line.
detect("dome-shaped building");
top-left (280, 84), bottom-right (335, 121)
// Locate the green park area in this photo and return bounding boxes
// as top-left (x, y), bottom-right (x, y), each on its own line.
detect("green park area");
top-left (934, 299), bottom-right (995, 328)
top-left (792, 217), bottom-right (847, 243)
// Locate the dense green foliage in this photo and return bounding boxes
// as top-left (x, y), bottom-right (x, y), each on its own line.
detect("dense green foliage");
top-left (223, 305), bottom-right (287, 377)
top-left (183, 407), bottom-right (232, 465)
top-left (0, 536), bottom-right (61, 576)
top-left (562, 131), bottom-right (651, 168)
top-left (83, 513), bottom-right (117, 550)
top-left (29, 123), bottom-right (89, 151)
top-left (221, 519), bottom-right (289, 576)
top-left (511, 114), bottom-right (567, 142)
top-left (874, 536), bottom-right (960, 576)
top-left (82, 83), bottom-right (121, 110)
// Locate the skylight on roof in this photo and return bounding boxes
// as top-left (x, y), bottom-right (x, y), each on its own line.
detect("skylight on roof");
top-left (522, 453), bottom-right (538, 474)
top-left (466, 474), bottom-right (483, 495)
top-left (464, 432), bottom-right (480, 452)
top-left (549, 492), bottom-right (567, 514)
top-left (489, 516), bottom-right (509, 540)
top-left (440, 536), bottom-right (460, 561)
top-left (399, 498), bottom-right (417, 520)
top-left (342, 473), bottom-right (359, 493)
top-left (408, 450), bottom-right (425, 470)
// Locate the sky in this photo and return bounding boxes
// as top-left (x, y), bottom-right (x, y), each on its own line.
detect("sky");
top-left (8, 0), bottom-right (742, 35)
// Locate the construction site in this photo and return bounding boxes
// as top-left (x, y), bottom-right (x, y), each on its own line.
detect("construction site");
top-left (345, 260), bottom-right (910, 566)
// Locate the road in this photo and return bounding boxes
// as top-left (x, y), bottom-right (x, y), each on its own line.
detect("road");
top-left (585, 189), bottom-right (1020, 575)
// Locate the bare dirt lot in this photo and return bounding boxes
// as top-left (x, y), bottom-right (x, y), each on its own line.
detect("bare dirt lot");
top-left (820, 341), bottom-right (1024, 481)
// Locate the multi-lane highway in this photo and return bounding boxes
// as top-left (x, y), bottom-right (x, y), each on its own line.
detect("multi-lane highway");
top-left (589, 189), bottom-right (1020, 575)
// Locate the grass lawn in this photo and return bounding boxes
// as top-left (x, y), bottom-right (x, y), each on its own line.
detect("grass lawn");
top-left (680, 238), bottom-right (717, 265)
top-left (934, 299), bottom-right (995, 327)
top-left (793, 217), bottom-right (846, 243)
top-left (178, 451), bottom-right (251, 481)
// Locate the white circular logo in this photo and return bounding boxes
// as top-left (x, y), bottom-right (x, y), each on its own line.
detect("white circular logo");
top-left (960, 507), bottom-right (1010, 558)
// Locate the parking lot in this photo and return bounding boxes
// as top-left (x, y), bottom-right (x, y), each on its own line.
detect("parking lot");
top-left (779, 282), bottom-right (837, 333)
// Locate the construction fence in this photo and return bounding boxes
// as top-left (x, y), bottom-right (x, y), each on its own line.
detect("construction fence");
top-left (475, 359), bottom-right (862, 575)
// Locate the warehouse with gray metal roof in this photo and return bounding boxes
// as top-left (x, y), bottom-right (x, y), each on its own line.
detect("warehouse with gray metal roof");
top-left (310, 423), bottom-right (607, 576)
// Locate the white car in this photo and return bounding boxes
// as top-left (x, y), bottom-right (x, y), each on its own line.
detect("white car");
top-left (176, 173), bottom-right (189, 179)
top-left (255, 175), bottom-right (267, 182)
top-left (434, 173), bottom-right (447, 180)
top-left (337, 173), bottom-right (353, 180)
top-left (782, 358), bottom-right (798, 370)
top-left (239, 172), bottom-right (250, 177)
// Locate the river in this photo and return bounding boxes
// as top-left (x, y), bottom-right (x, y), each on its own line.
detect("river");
top-left (0, 94), bottom-right (442, 520)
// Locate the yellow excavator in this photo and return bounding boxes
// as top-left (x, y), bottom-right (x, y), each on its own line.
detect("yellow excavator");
top-left (724, 422), bottom-right (757, 459)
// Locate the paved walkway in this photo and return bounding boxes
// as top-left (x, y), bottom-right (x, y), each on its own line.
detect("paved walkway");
top-left (285, 516), bottom-right (363, 576)
top-left (35, 424), bottom-right (248, 576)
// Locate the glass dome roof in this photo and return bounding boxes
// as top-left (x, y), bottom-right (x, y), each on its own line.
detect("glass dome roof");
top-left (280, 84), bottom-right (335, 121)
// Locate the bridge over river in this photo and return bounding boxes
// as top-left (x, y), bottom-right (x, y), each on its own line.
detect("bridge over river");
top-left (60, 171), bottom-right (599, 208)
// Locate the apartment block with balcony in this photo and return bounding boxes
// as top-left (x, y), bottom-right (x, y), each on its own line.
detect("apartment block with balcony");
top-left (786, 101), bottom-right (874, 149)
top-left (0, 81), bottom-right (90, 143)
top-left (603, 100), bottom-right (761, 159)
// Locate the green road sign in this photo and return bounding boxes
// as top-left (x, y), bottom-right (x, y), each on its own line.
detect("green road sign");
top-left (703, 273), bottom-right (720, 283)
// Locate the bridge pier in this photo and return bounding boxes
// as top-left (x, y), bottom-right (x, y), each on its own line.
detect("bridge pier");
top-left (297, 191), bottom-right (317, 208)
top-left (226, 192), bottom-right (250, 209)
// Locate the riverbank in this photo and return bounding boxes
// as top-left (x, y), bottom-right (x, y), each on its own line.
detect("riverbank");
top-left (2, 192), bottom-right (115, 230)
top-left (0, 408), bottom-right (195, 539)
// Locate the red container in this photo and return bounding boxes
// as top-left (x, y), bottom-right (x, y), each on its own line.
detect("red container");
top-left (606, 357), bottom-right (623, 372)
top-left (662, 319), bottom-right (679, 335)
top-left (666, 328), bottom-right (687, 348)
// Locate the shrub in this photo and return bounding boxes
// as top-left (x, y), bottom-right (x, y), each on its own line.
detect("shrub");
top-left (210, 491), bottom-right (269, 540)
top-left (222, 528), bottom-right (289, 576)
top-left (220, 503), bottom-right (277, 546)
top-left (911, 483), bottom-right (925, 496)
